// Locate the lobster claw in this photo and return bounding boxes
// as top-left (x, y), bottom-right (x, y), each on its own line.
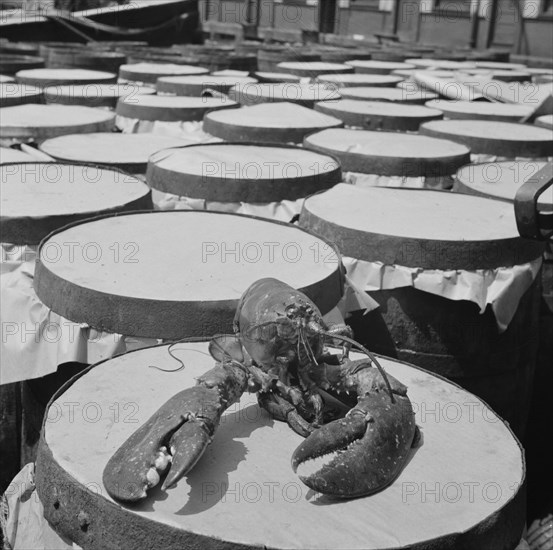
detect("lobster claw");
top-left (103, 385), bottom-right (220, 503)
top-left (291, 391), bottom-right (418, 498)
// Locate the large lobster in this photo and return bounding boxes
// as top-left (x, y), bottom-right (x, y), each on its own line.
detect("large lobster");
top-left (103, 278), bottom-right (419, 503)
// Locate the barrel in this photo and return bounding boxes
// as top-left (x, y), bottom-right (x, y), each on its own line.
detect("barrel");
top-left (316, 73), bottom-right (404, 88)
top-left (0, 162), bottom-right (152, 492)
top-left (15, 68), bottom-right (118, 88)
top-left (275, 62), bottom-right (355, 79)
top-left (46, 50), bottom-right (127, 73)
top-left (0, 55), bottom-right (45, 75)
top-left (19, 342), bottom-right (526, 549)
top-left (203, 102), bottom-right (343, 144)
top-left (424, 100), bottom-right (534, 122)
top-left (118, 63), bottom-right (209, 85)
top-left (146, 142), bottom-right (342, 219)
top-left (157, 75), bottom-right (258, 97)
top-left (299, 183), bottom-right (544, 439)
top-left (257, 46), bottom-right (321, 72)
top-left (340, 87), bottom-right (439, 105)
top-left (0, 41), bottom-right (40, 56)
top-left (0, 82), bottom-right (43, 107)
top-left (346, 60), bottom-right (416, 75)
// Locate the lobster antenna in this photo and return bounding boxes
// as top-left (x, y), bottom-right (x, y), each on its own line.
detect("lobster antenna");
top-left (149, 339), bottom-right (188, 372)
top-left (319, 331), bottom-right (395, 404)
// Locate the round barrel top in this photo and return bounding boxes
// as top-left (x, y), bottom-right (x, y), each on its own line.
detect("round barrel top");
top-left (467, 69), bottom-right (532, 83)
top-left (535, 114), bottom-right (553, 129)
top-left (34, 211), bottom-right (343, 338)
top-left (346, 60), bottom-right (416, 75)
top-left (39, 133), bottom-right (192, 173)
top-left (0, 55), bottom-right (45, 75)
top-left (119, 63), bottom-right (209, 83)
top-left (253, 72), bottom-right (302, 83)
top-left (394, 69), bottom-right (456, 79)
top-left (156, 75), bottom-right (257, 96)
top-left (300, 183), bottom-right (544, 270)
top-left (405, 59), bottom-right (477, 70)
top-left (0, 147), bottom-right (36, 164)
top-left (420, 119), bottom-right (553, 157)
top-left (0, 82), bottom-right (43, 107)
top-left (15, 68), bottom-right (117, 87)
top-left (37, 343), bottom-right (525, 550)
top-left (303, 128), bottom-right (470, 177)
top-left (0, 104), bottom-right (116, 140)
top-left (0, 75), bottom-right (15, 83)
top-left (424, 99), bottom-right (533, 122)
top-left (276, 61), bottom-right (354, 77)
top-left (146, 142), bottom-right (342, 201)
top-left (456, 161), bottom-right (552, 209)
top-left (340, 86), bottom-right (439, 104)
top-left (203, 102), bottom-right (344, 144)
top-left (116, 95), bottom-right (237, 122)
top-left (0, 163), bottom-right (152, 245)
top-left (474, 61), bottom-right (527, 70)
top-left (43, 83), bottom-right (155, 108)
top-left (316, 73), bottom-right (404, 88)
top-left (315, 99), bottom-right (443, 131)
top-left (228, 82), bottom-right (341, 107)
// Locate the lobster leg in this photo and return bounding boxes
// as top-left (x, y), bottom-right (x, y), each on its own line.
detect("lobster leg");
top-left (291, 359), bottom-right (419, 498)
top-left (103, 363), bottom-right (248, 503)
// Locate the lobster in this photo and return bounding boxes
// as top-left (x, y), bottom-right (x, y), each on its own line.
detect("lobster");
top-left (103, 278), bottom-right (419, 503)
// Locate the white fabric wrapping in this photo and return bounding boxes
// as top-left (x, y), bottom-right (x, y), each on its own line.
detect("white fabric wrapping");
top-left (344, 171), bottom-right (454, 190)
top-left (342, 255), bottom-right (543, 332)
top-left (115, 116), bottom-right (220, 142)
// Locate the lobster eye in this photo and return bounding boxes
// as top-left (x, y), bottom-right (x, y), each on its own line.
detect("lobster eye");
top-left (285, 305), bottom-right (298, 317)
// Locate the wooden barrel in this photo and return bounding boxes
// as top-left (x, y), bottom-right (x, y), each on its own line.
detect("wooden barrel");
top-left (146, 142), bottom-right (342, 206)
top-left (0, 105), bottom-right (116, 142)
top-left (346, 60), bottom-right (416, 75)
top-left (406, 58), bottom-right (477, 71)
top-left (314, 99), bottom-right (443, 132)
top-left (467, 69), bottom-right (532, 83)
top-left (43, 83), bottom-right (155, 108)
top-left (39, 133), bottom-right (192, 174)
top-left (316, 73), bottom-right (404, 88)
top-left (157, 75), bottom-right (258, 96)
top-left (118, 63), bottom-right (209, 85)
top-left (371, 50), bottom-right (412, 62)
top-left (0, 41), bottom-right (40, 56)
top-left (38, 42), bottom-right (85, 63)
top-left (228, 83), bottom-right (341, 108)
top-left (0, 163), bottom-right (151, 489)
top-left (299, 183), bottom-right (544, 439)
top-left (33, 210), bottom-right (344, 339)
top-left (257, 46), bottom-right (321, 72)
top-left (35, 343), bottom-right (526, 549)
top-left (314, 46), bottom-right (373, 63)
top-left (275, 61), bottom-right (355, 78)
top-left (46, 50), bottom-right (127, 73)
top-left (340, 87), bottom-right (439, 105)
top-left (0, 82), bottom-right (43, 107)
top-left (88, 41), bottom-right (149, 51)
top-left (203, 102), bottom-right (343, 144)
top-left (15, 68), bottom-right (117, 88)
top-left (0, 55), bottom-right (45, 75)
top-left (474, 61), bottom-right (527, 70)
top-left (116, 95), bottom-right (237, 124)
top-left (420, 120), bottom-right (553, 158)
top-left (253, 72), bottom-right (302, 84)
top-left (424, 100), bottom-right (533, 122)
top-left (303, 128), bottom-right (470, 177)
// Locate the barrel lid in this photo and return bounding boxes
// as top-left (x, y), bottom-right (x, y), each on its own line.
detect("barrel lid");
top-left (0, 147), bottom-right (36, 164)
top-left (0, 75), bottom-right (15, 83)
top-left (34, 211), bottom-right (344, 338)
top-left (300, 183), bottom-right (544, 270)
top-left (0, 55), bottom-right (45, 75)
top-left (228, 82), bottom-right (341, 107)
top-left (0, 104), bottom-right (116, 140)
top-left (346, 60), bottom-right (416, 74)
top-left (0, 162), bottom-right (152, 245)
top-left (119, 63), bottom-right (209, 83)
top-left (203, 102), bottom-right (344, 144)
top-left (116, 95), bottom-right (237, 122)
top-left (37, 342), bottom-right (525, 550)
top-left (276, 61), bottom-right (354, 77)
top-left (474, 61), bottom-right (527, 70)
top-left (43, 83), bottom-right (155, 107)
top-left (15, 68), bottom-right (117, 87)
top-left (394, 69), bottom-right (456, 79)
top-left (420, 120), bottom-right (553, 157)
top-left (0, 82), bottom-right (43, 107)
top-left (315, 99), bottom-right (443, 131)
top-left (254, 72), bottom-right (302, 83)
top-left (535, 114), bottom-right (553, 129)
top-left (341, 86), bottom-right (439, 104)
top-left (466, 69), bottom-right (531, 83)
top-left (406, 58), bottom-right (477, 70)
top-left (146, 142), bottom-right (342, 201)
top-left (316, 73), bottom-right (404, 87)
top-left (157, 74), bottom-right (257, 96)
top-left (456, 161), bottom-right (552, 209)
top-left (304, 128), bottom-right (470, 176)
top-left (39, 133), bottom-right (191, 173)
top-left (425, 100), bottom-right (533, 122)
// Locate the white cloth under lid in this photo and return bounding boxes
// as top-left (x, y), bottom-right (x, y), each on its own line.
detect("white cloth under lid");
top-left (343, 255), bottom-right (542, 332)
top-left (344, 172), bottom-right (454, 190)
top-left (115, 116), bottom-right (220, 142)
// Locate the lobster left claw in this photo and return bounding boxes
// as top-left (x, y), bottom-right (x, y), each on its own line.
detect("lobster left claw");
top-left (291, 364), bottom-right (419, 498)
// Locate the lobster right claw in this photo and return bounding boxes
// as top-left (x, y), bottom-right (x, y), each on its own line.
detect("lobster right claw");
top-left (291, 390), bottom-right (418, 498)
